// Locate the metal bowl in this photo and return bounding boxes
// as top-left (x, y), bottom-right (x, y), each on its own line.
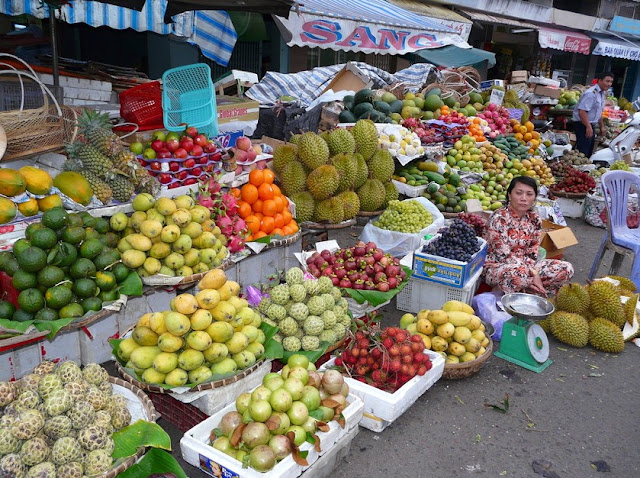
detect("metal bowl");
top-left (501, 293), bottom-right (555, 321)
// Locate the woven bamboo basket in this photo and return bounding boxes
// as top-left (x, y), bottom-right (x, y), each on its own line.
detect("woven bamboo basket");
top-left (301, 218), bottom-right (357, 230)
top-left (442, 339), bottom-right (493, 380)
top-left (258, 229), bottom-right (302, 251)
top-left (141, 254), bottom-right (233, 286)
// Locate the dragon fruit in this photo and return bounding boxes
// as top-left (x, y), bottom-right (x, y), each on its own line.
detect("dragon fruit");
top-left (228, 235), bottom-right (246, 253)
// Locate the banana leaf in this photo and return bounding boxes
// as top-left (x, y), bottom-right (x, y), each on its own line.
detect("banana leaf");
top-left (112, 420), bottom-right (172, 459)
top-left (115, 448), bottom-right (188, 478)
top-left (341, 266), bottom-right (413, 306)
top-left (118, 270), bottom-right (143, 297)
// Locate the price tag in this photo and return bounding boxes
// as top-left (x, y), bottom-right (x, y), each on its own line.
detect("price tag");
top-left (489, 89), bottom-right (505, 106)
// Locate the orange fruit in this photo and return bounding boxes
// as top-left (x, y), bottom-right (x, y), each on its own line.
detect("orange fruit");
top-left (241, 184), bottom-right (258, 204)
top-left (288, 221), bottom-right (299, 233)
top-left (252, 199), bottom-right (264, 214)
top-left (246, 215), bottom-right (260, 234)
top-left (282, 209), bottom-right (293, 225)
top-left (271, 227), bottom-right (284, 237)
top-left (238, 201), bottom-right (252, 219)
top-left (262, 169), bottom-right (275, 184)
top-left (273, 213), bottom-right (284, 229)
top-left (262, 199), bottom-right (277, 217)
top-left (231, 188), bottom-right (241, 198)
top-left (254, 231), bottom-right (267, 239)
top-left (249, 169), bottom-right (264, 187)
top-left (261, 217), bottom-right (275, 234)
top-left (258, 183), bottom-right (274, 201)
top-left (273, 196), bottom-right (284, 213)
top-left (246, 234), bottom-right (253, 241)
top-left (282, 225), bottom-right (294, 236)
top-left (281, 196), bottom-right (289, 209)
top-left (271, 183), bottom-right (281, 196)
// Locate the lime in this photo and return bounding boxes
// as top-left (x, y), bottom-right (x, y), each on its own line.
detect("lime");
top-left (58, 303), bottom-right (84, 319)
top-left (66, 213), bottom-right (85, 227)
top-left (30, 228), bottom-right (58, 250)
top-left (12, 269), bottom-right (38, 291)
top-left (47, 242), bottom-right (78, 268)
top-left (84, 228), bottom-right (100, 240)
top-left (12, 238), bottom-right (31, 256)
top-left (45, 285), bottom-right (73, 310)
top-left (61, 226), bottom-right (86, 245)
top-left (18, 288), bottom-right (45, 313)
top-left (80, 238), bottom-right (104, 259)
top-left (99, 289), bottom-right (120, 302)
top-left (37, 265), bottom-right (65, 288)
top-left (3, 257), bottom-right (20, 277)
top-left (95, 271), bottom-right (117, 292)
top-left (0, 300), bottom-right (16, 320)
top-left (69, 258), bottom-right (97, 279)
top-left (16, 247), bottom-right (47, 273)
top-left (73, 278), bottom-right (97, 298)
top-left (0, 251), bottom-right (12, 271)
top-left (35, 308), bottom-right (58, 321)
top-left (79, 212), bottom-right (96, 228)
top-left (24, 223), bottom-right (45, 241)
top-left (94, 217), bottom-right (109, 234)
top-left (111, 262), bottom-right (131, 283)
top-left (102, 232), bottom-right (120, 249)
top-left (41, 207), bottom-right (69, 230)
top-left (12, 309), bottom-right (35, 322)
top-left (93, 250), bottom-right (121, 271)
top-left (81, 296), bottom-right (103, 313)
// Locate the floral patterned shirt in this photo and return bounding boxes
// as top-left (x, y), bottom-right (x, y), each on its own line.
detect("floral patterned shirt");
top-left (484, 206), bottom-right (541, 268)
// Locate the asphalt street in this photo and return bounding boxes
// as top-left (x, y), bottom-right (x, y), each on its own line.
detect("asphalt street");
top-left (117, 216), bottom-right (640, 478)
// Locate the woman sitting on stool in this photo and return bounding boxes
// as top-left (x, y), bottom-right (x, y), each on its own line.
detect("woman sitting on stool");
top-left (483, 176), bottom-right (574, 297)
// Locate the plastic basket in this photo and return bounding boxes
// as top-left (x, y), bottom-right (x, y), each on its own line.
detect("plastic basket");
top-left (119, 81), bottom-right (163, 126)
top-left (162, 63), bottom-right (218, 136)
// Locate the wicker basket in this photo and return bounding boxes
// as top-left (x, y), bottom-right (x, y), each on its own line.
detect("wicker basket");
top-left (301, 218), bottom-right (357, 230)
top-left (442, 339), bottom-right (493, 380)
top-left (141, 255), bottom-right (233, 286)
top-left (258, 230), bottom-right (302, 251)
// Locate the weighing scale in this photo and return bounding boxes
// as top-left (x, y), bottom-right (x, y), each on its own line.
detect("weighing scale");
top-left (494, 293), bottom-right (555, 373)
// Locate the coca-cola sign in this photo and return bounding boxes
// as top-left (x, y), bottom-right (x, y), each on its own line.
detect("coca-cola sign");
top-left (538, 28), bottom-right (591, 55)
top-left (564, 37), bottom-right (590, 54)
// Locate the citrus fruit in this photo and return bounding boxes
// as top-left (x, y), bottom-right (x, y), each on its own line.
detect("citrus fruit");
top-left (72, 278), bottom-right (98, 298)
top-left (66, 213), bottom-right (85, 227)
top-left (41, 207), bottom-right (68, 230)
top-left (12, 269), bottom-right (38, 291)
top-left (70, 258), bottom-right (97, 279)
top-left (45, 285), bottom-right (73, 310)
top-left (24, 223), bottom-right (45, 241)
top-left (30, 228), bottom-right (58, 250)
top-left (93, 250), bottom-right (120, 271)
top-left (0, 300), bottom-right (16, 320)
top-left (100, 289), bottom-right (120, 302)
top-left (16, 247), bottom-right (47, 272)
top-left (36, 265), bottom-right (66, 288)
top-left (95, 271), bottom-right (117, 291)
top-left (79, 212), bottom-right (96, 228)
top-left (111, 263), bottom-right (130, 283)
top-left (61, 226), bottom-right (86, 245)
top-left (81, 296), bottom-right (103, 313)
top-left (18, 288), bottom-right (45, 313)
top-left (48, 242), bottom-right (78, 267)
top-left (2, 257), bottom-right (20, 276)
top-left (12, 238), bottom-right (31, 256)
top-left (80, 238), bottom-right (104, 259)
top-left (94, 217), bottom-right (110, 234)
top-left (35, 308), bottom-right (58, 321)
top-left (59, 303), bottom-right (84, 319)
top-left (12, 309), bottom-right (35, 322)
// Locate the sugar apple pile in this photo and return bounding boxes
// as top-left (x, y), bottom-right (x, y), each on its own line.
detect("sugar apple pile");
top-left (0, 360), bottom-right (131, 477)
top-left (259, 267), bottom-right (351, 352)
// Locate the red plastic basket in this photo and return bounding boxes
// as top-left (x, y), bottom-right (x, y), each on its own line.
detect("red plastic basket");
top-left (0, 271), bottom-right (19, 308)
top-left (119, 81), bottom-right (163, 127)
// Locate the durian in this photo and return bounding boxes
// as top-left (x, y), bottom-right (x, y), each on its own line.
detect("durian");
top-left (382, 181), bottom-right (399, 208)
top-left (350, 119), bottom-right (378, 161)
top-left (331, 153), bottom-right (357, 192)
top-left (307, 165), bottom-right (339, 200)
top-left (337, 191), bottom-right (360, 220)
top-left (549, 311), bottom-right (589, 347)
top-left (290, 191), bottom-right (315, 223)
top-left (357, 178), bottom-right (385, 211)
top-left (368, 149), bottom-right (394, 182)
top-left (279, 161), bottom-right (307, 197)
top-left (588, 280), bottom-right (625, 328)
top-left (289, 134), bottom-right (302, 144)
top-left (606, 275), bottom-right (637, 293)
top-left (555, 283), bottom-right (590, 315)
top-left (589, 317), bottom-right (625, 353)
top-left (622, 294), bottom-right (640, 341)
top-left (297, 132), bottom-right (329, 170)
top-left (326, 128), bottom-right (356, 155)
top-left (314, 197), bottom-right (345, 224)
top-left (353, 153), bottom-right (368, 189)
top-left (272, 144), bottom-right (298, 172)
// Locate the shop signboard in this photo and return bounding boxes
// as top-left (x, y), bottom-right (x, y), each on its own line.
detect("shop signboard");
top-left (610, 16), bottom-right (640, 36)
top-left (592, 35), bottom-right (640, 61)
top-left (537, 27), bottom-right (591, 55)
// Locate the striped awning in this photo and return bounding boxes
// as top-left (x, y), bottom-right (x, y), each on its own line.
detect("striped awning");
top-left (0, 0), bottom-right (237, 66)
top-left (458, 9), bottom-right (538, 30)
top-left (274, 0), bottom-right (470, 55)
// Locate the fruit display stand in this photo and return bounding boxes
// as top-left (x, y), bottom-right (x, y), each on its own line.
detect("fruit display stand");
top-left (180, 389), bottom-right (364, 477)
top-left (320, 350), bottom-right (444, 432)
top-left (301, 218), bottom-right (357, 231)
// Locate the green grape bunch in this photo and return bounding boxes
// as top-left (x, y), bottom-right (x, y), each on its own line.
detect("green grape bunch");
top-left (373, 200), bottom-right (434, 233)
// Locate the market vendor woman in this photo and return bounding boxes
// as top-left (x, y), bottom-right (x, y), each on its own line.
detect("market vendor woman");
top-left (483, 176), bottom-right (574, 297)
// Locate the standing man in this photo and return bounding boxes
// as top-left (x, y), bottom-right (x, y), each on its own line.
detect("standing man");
top-left (572, 71), bottom-right (614, 157)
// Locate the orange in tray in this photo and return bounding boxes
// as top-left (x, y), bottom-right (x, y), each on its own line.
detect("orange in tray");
top-left (239, 171), bottom-right (298, 241)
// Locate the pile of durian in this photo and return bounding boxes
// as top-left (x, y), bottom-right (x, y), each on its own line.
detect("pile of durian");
top-left (0, 361), bottom-right (131, 477)
top-left (540, 276), bottom-right (640, 352)
top-left (273, 120), bottom-right (399, 224)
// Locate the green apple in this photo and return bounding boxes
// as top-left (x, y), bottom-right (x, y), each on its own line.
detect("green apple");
top-left (130, 142), bottom-right (144, 155)
top-left (152, 131), bottom-right (167, 141)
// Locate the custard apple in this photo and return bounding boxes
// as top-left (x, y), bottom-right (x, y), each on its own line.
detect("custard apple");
top-left (272, 333), bottom-right (283, 344)
top-left (303, 278), bottom-right (320, 296)
top-left (295, 329), bottom-right (304, 339)
top-left (301, 335), bottom-right (320, 351)
top-left (0, 453), bottom-right (25, 478)
top-left (289, 302), bottom-right (309, 322)
top-left (16, 390), bottom-right (40, 409)
top-left (284, 300), bottom-right (295, 314)
top-left (303, 316), bottom-right (324, 336)
top-left (37, 374), bottom-right (62, 400)
top-left (16, 374), bottom-right (40, 395)
top-left (322, 310), bottom-right (337, 328)
top-left (106, 395), bottom-right (128, 415)
top-left (0, 413), bottom-right (18, 429)
top-left (270, 284), bottom-right (290, 305)
top-left (55, 361), bottom-right (83, 384)
top-left (339, 314), bottom-right (352, 328)
top-left (267, 304), bottom-right (287, 321)
top-left (82, 363), bottom-right (109, 385)
top-left (282, 336), bottom-right (302, 352)
top-left (319, 329), bottom-right (337, 345)
top-left (285, 267), bottom-right (304, 285)
top-left (85, 387), bottom-right (108, 411)
top-left (333, 323), bottom-right (347, 337)
top-left (68, 401), bottom-right (95, 430)
top-left (321, 293), bottom-right (335, 310)
top-left (0, 427), bottom-right (22, 454)
top-left (330, 287), bottom-right (342, 302)
top-left (43, 415), bottom-right (72, 441)
top-left (83, 449), bottom-right (112, 475)
top-left (94, 410), bottom-right (113, 432)
top-left (317, 276), bottom-right (333, 294)
top-left (110, 406), bottom-right (131, 430)
top-left (258, 297), bottom-right (272, 314)
top-left (279, 317), bottom-right (299, 337)
top-left (26, 461), bottom-right (56, 478)
top-left (44, 388), bottom-right (72, 416)
top-left (289, 284), bottom-right (307, 303)
top-left (56, 461), bottom-right (83, 478)
top-left (0, 381), bottom-right (17, 406)
top-left (63, 381), bottom-right (88, 401)
top-left (19, 436), bottom-right (49, 466)
top-left (11, 409), bottom-right (44, 440)
top-left (261, 316), bottom-right (276, 327)
top-left (307, 296), bottom-right (325, 316)
top-left (51, 436), bottom-right (82, 465)
top-left (78, 425), bottom-right (109, 451)
top-left (97, 379), bottom-right (113, 395)
top-left (33, 361), bottom-right (56, 376)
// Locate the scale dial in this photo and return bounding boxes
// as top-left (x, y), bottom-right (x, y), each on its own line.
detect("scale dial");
top-left (527, 324), bottom-right (549, 363)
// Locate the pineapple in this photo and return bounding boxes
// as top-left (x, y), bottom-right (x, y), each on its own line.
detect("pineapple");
top-left (137, 174), bottom-right (161, 196)
top-left (77, 110), bottom-right (124, 158)
top-left (66, 141), bottom-right (113, 177)
top-left (105, 171), bottom-right (135, 202)
top-left (113, 150), bottom-right (160, 195)
top-left (80, 171), bottom-right (113, 205)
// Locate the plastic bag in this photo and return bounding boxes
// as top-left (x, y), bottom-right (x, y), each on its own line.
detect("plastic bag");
top-left (360, 197), bottom-right (444, 258)
top-left (471, 291), bottom-right (511, 340)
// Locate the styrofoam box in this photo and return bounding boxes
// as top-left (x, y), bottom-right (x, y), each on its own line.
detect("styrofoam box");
top-left (79, 312), bottom-right (120, 365)
top-left (555, 197), bottom-right (586, 219)
top-left (41, 329), bottom-right (82, 364)
top-left (346, 297), bottom-right (390, 319)
top-left (396, 268), bottom-right (482, 313)
top-left (320, 350), bottom-right (444, 432)
top-left (180, 391), bottom-right (364, 478)
top-left (392, 180), bottom-right (428, 198)
top-left (0, 342), bottom-right (42, 381)
top-left (236, 236), bottom-right (302, 288)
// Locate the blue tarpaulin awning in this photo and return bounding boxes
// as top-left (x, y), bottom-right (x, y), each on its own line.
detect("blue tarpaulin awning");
top-left (415, 45), bottom-right (496, 68)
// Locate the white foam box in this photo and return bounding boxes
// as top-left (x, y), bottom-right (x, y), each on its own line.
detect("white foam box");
top-left (40, 329), bottom-right (82, 364)
top-left (346, 298), bottom-right (390, 319)
top-left (0, 341), bottom-right (43, 381)
top-left (396, 267), bottom-right (482, 313)
top-left (555, 197), bottom-right (586, 219)
top-left (180, 390), bottom-right (364, 478)
top-left (236, 236), bottom-right (302, 288)
top-left (392, 180), bottom-right (428, 198)
top-left (320, 350), bottom-right (444, 432)
top-left (79, 312), bottom-right (120, 365)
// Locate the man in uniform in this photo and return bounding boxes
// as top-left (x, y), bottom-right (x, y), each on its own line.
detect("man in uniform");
top-left (573, 71), bottom-right (614, 157)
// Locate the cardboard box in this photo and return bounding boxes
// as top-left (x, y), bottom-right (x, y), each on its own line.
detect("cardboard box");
top-left (511, 70), bottom-right (529, 83)
top-left (480, 79), bottom-right (504, 90)
top-left (412, 238), bottom-right (488, 288)
top-left (540, 219), bottom-right (578, 258)
top-left (322, 62), bottom-right (372, 94)
top-left (216, 95), bottom-right (259, 125)
top-left (213, 70), bottom-right (258, 96)
top-left (534, 85), bottom-right (561, 99)
top-left (528, 76), bottom-right (561, 87)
